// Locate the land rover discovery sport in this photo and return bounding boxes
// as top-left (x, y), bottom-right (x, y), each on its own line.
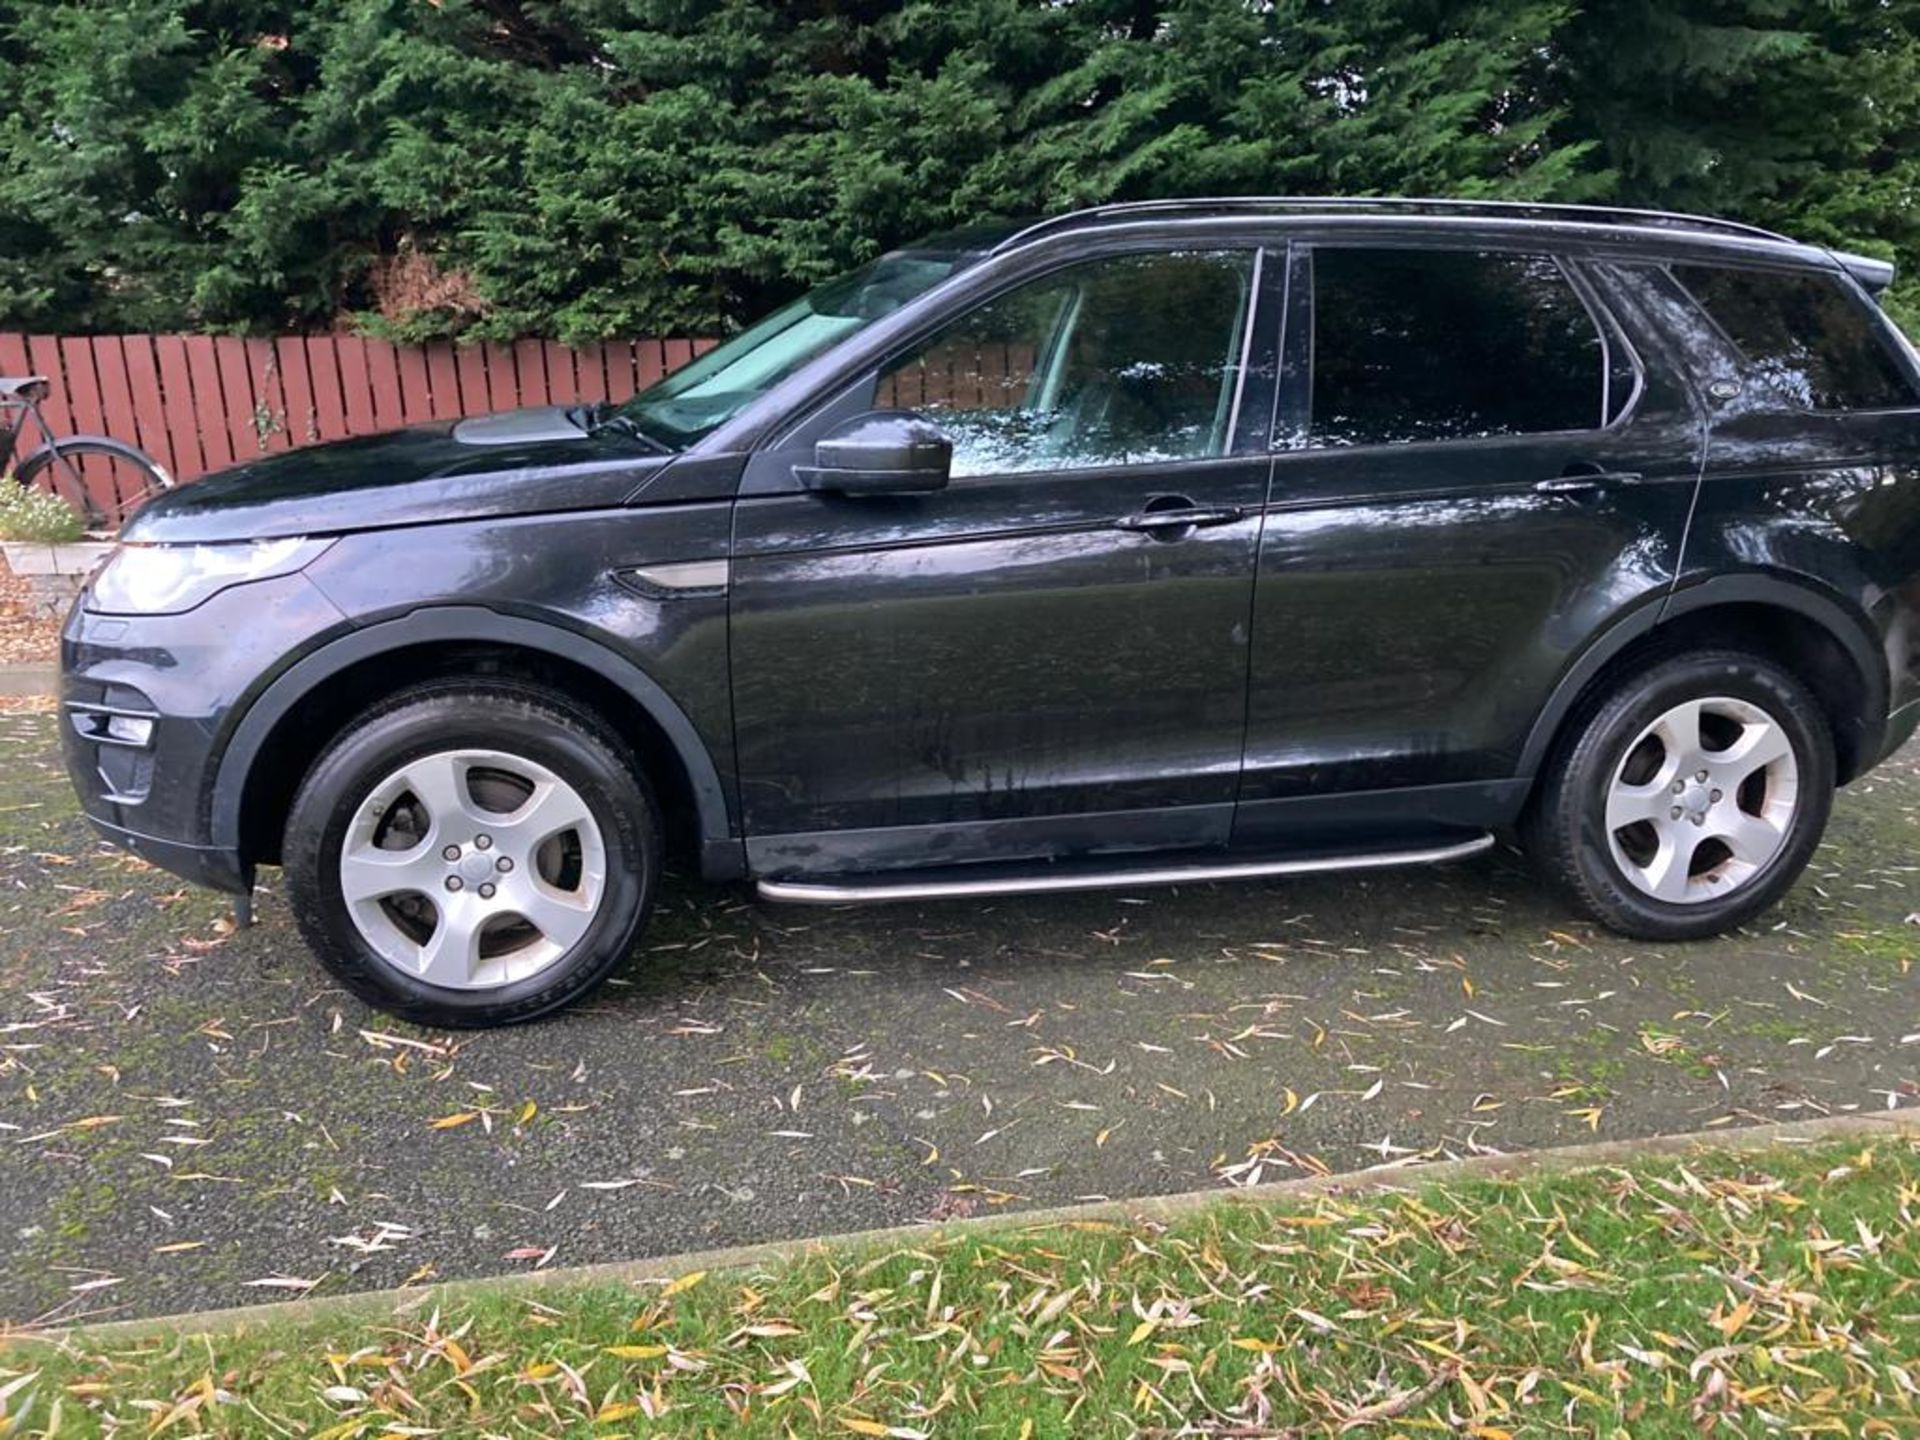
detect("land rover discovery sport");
top-left (58, 198), bottom-right (1920, 1026)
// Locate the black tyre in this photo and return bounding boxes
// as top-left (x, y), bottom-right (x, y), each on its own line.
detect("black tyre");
top-left (283, 681), bottom-right (659, 1027)
top-left (1527, 649), bottom-right (1834, 940)
top-left (18, 436), bottom-right (172, 531)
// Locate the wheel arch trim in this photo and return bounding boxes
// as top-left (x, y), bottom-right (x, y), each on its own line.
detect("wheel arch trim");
top-left (1516, 572), bottom-right (1887, 779)
top-left (207, 606), bottom-right (735, 855)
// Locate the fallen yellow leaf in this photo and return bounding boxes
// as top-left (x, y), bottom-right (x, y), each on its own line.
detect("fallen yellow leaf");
top-left (660, 1269), bottom-right (706, 1298)
top-left (1715, 1298), bottom-right (1754, 1338)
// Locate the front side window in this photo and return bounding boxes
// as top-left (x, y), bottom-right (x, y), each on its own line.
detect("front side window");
top-left (1671, 263), bottom-right (1916, 411)
top-left (1307, 247), bottom-right (1608, 447)
top-left (878, 250), bottom-right (1257, 477)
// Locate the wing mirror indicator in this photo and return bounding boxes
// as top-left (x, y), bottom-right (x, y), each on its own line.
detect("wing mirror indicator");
top-left (797, 410), bottom-right (952, 496)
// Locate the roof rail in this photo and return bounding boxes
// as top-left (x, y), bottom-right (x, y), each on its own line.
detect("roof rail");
top-left (988, 196), bottom-right (1796, 253)
top-left (1831, 249), bottom-right (1896, 295)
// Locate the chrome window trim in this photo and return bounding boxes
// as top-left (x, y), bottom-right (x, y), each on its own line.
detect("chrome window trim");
top-left (1220, 246), bottom-right (1265, 456)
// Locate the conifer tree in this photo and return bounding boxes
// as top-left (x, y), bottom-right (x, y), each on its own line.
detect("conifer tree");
top-left (2, 1), bottom-right (1915, 338)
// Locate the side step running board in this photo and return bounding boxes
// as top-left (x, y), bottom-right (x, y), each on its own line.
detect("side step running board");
top-left (756, 833), bottom-right (1495, 906)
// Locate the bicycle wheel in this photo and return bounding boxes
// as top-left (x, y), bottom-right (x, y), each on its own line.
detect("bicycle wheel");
top-left (17, 436), bottom-right (172, 532)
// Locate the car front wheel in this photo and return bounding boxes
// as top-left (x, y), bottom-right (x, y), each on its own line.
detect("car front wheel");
top-left (1529, 649), bottom-right (1834, 940)
top-left (283, 681), bottom-right (659, 1027)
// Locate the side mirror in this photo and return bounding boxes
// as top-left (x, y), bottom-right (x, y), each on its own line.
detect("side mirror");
top-left (798, 411), bottom-right (951, 496)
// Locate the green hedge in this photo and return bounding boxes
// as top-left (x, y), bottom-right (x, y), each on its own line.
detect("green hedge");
top-left (4, 1), bottom-right (1918, 343)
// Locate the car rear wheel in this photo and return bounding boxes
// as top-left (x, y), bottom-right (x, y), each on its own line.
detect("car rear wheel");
top-left (283, 681), bottom-right (659, 1027)
top-left (1528, 649), bottom-right (1834, 940)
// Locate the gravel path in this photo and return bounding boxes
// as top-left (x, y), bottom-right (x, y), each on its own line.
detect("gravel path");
top-left (2, 710), bottom-right (1915, 1326)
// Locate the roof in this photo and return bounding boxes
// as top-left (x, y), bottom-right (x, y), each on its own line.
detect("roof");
top-left (974, 196), bottom-right (1896, 294)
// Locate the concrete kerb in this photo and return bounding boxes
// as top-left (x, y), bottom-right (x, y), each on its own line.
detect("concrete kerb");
top-left (0, 663), bottom-right (56, 699)
top-left (17, 1109), bottom-right (1916, 1348)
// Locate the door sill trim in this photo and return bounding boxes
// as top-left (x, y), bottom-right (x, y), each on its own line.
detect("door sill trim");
top-left (756, 833), bottom-right (1494, 905)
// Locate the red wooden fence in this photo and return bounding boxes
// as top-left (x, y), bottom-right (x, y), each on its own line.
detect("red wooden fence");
top-left (0, 333), bottom-right (713, 485)
top-left (879, 341), bottom-right (1040, 411)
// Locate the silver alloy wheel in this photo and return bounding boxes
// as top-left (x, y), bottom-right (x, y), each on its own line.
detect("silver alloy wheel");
top-left (339, 749), bottom-right (608, 989)
top-left (1604, 695), bottom-right (1799, 905)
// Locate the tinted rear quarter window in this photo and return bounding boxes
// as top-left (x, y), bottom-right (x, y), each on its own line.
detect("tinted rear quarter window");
top-left (1672, 263), bottom-right (1916, 411)
top-left (1307, 248), bottom-right (1607, 447)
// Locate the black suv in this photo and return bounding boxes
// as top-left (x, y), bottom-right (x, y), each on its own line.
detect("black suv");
top-left (60, 198), bottom-right (1920, 1026)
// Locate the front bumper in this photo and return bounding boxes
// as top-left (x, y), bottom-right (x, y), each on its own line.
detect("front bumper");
top-left (81, 813), bottom-right (252, 894)
top-left (61, 571), bottom-right (348, 893)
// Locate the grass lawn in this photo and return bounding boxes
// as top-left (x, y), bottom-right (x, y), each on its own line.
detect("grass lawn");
top-left (4, 1132), bottom-right (1917, 1437)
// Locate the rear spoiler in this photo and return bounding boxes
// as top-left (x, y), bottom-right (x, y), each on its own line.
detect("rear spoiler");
top-left (1832, 249), bottom-right (1896, 296)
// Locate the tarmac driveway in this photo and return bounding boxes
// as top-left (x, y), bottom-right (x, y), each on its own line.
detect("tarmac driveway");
top-left (2, 703), bottom-right (1916, 1326)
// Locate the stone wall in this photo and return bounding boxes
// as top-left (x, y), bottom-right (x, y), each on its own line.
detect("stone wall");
top-left (1, 543), bottom-right (110, 622)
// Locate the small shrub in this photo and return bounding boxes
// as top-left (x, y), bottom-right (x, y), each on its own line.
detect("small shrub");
top-left (0, 480), bottom-right (87, 543)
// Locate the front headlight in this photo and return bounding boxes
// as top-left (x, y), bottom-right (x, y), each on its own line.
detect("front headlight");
top-left (88, 537), bottom-right (333, 616)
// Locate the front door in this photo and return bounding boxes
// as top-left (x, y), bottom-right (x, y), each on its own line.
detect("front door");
top-left (730, 246), bottom-right (1276, 875)
top-left (1237, 242), bottom-right (1703, 843)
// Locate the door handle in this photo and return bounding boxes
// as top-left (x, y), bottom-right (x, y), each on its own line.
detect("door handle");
top-left (1114, 503), bottom-right (1245, 535)
top-left (1534, 470), bottom-right (1642, 497)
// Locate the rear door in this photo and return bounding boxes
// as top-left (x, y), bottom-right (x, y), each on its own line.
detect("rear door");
top-left (729, 244), bottom-right (1280, 875)
top-left (1236, 240), bottom-right (1702, 844)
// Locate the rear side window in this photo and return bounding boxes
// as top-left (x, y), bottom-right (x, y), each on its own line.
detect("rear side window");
top-left (1672, 264), bottom-right (1916, 411)
top-left (1306, 248), bottom-right (1608, 447)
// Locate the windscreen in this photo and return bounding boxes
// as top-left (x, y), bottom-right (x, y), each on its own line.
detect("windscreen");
top-left (614, 254), bottom-right (963, 447)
